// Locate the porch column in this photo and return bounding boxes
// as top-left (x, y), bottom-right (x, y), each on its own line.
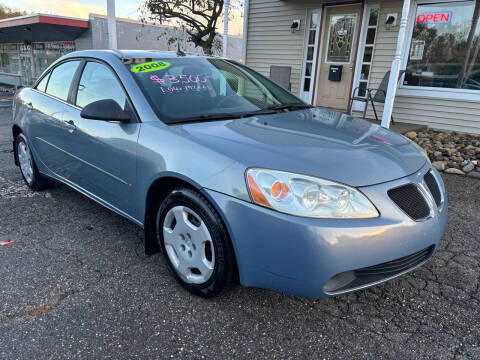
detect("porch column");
top-left (381, 0), bottom-right (411, 128)
top-left (241, 0), bottom-right (250, 63)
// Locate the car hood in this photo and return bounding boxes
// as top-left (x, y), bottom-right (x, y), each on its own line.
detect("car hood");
top-left (171, 108), bottom-right (427, 187)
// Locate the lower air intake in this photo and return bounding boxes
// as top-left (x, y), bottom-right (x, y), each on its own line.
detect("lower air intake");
top-left (323, 245), bottom-right (435, 295)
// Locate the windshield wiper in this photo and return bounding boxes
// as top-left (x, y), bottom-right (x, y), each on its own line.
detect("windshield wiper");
top-left (170, 108), bottom-right (281, 124)
top-left (266, 103), bottom-right (314, 111)
top-left (241, 108), bottom-right (282, 117)
top-left (170, 113), bottom-right (247, 124)
top-left (169, 104), bottom-right (313, 124)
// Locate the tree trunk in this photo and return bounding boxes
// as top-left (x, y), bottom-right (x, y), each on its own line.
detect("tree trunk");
top-left (189, 34), bottom-right (213, 55)
top-left (465, 36), bottom-right (480, 78)
top-left (457, 0), bottom-right (480, 88)
top-left (204, 44), bottom-right (213, 55)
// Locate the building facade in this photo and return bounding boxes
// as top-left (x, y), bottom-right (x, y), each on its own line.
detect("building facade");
top-left (244, 0), bottom-right (480, 134)
top-left (0, 13), bottom-right (242, 87)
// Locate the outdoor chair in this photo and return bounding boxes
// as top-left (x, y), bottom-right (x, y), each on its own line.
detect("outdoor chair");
top-left (350, 70), bottom-right (406, 124)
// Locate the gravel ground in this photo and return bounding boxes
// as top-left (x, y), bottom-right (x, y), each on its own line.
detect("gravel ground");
top-left (405, 129), bottom-right (480, 178)
top-left (1, 108), bottom-right (479, 359)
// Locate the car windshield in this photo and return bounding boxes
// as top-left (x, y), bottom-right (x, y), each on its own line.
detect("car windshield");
top-left (126, 57), bottom-right (308, 123)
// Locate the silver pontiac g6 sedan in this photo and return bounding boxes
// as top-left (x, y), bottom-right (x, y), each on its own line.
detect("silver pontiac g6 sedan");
top-left (12, 50), bottom-right (447, 298)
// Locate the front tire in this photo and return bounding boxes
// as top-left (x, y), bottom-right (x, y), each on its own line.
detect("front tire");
top-left (156, 187), bottom-right (237, 297)
top-left (15, 133), bottom-right (54, 191)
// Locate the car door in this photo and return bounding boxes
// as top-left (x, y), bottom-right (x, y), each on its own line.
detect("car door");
top-left (28, 60), bottom-right (82, 177)
top-left (60, 60), bottom-right (140, 217)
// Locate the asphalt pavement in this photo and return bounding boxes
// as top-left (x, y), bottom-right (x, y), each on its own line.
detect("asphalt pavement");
top-left (1, 108), bottom-right (479, 359)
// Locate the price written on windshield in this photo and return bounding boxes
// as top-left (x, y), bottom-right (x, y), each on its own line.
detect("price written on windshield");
top-left (150, 75), bottom-right (212, 94)
top-left (150, 74), bottom-right (212, 84)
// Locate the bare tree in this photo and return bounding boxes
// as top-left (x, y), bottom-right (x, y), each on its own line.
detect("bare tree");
top-left (0, 3), bottom-right (27, 19)
top-left (140, 0), bottom-right (225, 55)
top-left (465, 36), bottom-right (480, 79)
top-left (457, 0), bottom-right (480, 87)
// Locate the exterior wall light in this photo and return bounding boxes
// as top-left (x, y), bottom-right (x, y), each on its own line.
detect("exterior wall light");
top-left (291, 20), bottom-right (300, 33)
top-left (385, 13), bottom-right (397, 30)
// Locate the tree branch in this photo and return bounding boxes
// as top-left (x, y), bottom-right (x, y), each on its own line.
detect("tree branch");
top-left (142, 0), bottom-right (224, 55)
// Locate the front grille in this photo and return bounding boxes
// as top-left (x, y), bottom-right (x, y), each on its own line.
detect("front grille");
top-left (323, 245), bottom-right (435, 295)
top-left (424, 171), bottom-right (442, 207)
top-left (388, 184), bottom-right (430, 220)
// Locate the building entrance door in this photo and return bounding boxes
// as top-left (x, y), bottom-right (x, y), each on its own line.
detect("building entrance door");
top-left (316, 5), bottom-right (361, 111)
top-left (20, 54), bottom-right (34, 86)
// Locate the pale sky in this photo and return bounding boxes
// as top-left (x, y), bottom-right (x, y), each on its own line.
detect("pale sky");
top-left (2, 0), bottom-right (244, 35)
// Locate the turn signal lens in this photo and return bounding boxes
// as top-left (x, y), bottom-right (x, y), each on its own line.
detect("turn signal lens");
top-left (270, 181), bottom-right (289, 200)
top-left (247, 173), bottom-right (271, 208)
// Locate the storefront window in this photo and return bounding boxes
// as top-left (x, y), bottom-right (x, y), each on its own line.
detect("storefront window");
top-left (0, 41), bottom-right (75, 86)
top-left (404, 0), bottom-right (480, 90)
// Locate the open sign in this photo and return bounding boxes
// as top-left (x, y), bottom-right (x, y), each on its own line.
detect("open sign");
top-left (417, 11), bottom-right (452, 24)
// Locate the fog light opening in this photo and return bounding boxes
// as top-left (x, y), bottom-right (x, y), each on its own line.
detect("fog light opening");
top-left (323, 271), bottom-right (356, 293)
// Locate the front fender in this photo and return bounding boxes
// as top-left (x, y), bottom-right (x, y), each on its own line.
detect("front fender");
top-left (135, 123), bottom-right (248, 221)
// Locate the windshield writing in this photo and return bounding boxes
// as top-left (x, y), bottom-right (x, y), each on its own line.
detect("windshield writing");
top-left (128, 57), bottom-right (305, 124)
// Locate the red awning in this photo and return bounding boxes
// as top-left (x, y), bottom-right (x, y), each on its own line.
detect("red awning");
top-left (0, 14), bottom-right (89, 43)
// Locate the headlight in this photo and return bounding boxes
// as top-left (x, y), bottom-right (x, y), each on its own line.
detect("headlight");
top-left (246, 168), bottom-right (379, 218)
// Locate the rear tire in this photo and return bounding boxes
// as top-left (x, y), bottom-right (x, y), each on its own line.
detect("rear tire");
top-left (15, 133), bottom-right (54, 191)
top-left (156, 187), bottom-right (237, 297)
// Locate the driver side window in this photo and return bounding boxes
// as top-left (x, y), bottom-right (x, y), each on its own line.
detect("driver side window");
top-left (76, 61), bottom-right (128, 110)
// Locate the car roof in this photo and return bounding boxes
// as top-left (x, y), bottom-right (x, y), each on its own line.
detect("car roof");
top-left (62, 49), bottom-right (221, 62)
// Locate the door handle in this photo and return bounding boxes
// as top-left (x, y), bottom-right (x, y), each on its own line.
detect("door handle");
top-left (65, 120), bottom-right (76, 133)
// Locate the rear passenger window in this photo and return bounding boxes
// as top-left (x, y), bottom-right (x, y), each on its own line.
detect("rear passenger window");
top-left (35, 73), bottom-right (50, 92)
top-left (76, 61), bottom-right (127, 110)
top-left (46, 61), bottom-right (80, 101)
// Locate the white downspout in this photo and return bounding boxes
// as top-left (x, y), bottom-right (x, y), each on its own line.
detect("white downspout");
top-left (381, 0), bottom-right (411, 128)
top-left (223, 0), bottom-right (230, 57)
top-left (107, 0), bottom-right (117, 49)
top-left (241, 0), bottom-right (250, 63)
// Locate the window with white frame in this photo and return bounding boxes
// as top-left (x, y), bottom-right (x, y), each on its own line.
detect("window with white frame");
top-left (404, 0), bottom-right (480, 90)
top-left (356, 7), bottom-right (379, 97)
top-left (301, 9), bottom-right (321, 102)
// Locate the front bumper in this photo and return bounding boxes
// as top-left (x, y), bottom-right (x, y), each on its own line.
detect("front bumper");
top-left (204, 162), bottom-right (447, 298)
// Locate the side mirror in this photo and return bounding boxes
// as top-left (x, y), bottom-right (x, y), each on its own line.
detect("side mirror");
top-left (80, 99), bottom-right (131, 122)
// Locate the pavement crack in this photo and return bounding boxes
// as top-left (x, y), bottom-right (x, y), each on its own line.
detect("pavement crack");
top-left (0, 287), bottom-right (89, 324)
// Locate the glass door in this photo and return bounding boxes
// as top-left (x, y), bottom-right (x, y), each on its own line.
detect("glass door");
top-left (300, 9), bottom-right (322, 103)
top-left (20, 54), bottom-right (34, 86)
top-left (316, 5), bottom-right (362, 110)
top-left (351, 5), bottom-right (379, 112)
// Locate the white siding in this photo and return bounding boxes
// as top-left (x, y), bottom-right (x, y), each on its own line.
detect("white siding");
top-left (246, 0), bottom-right (317, 94)
top-left (246, 0), bottom-right (480, 134)
top-left (246, 0), bottom-right (361, 96)
top-left (366, 0), bottom-right (480, 134)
